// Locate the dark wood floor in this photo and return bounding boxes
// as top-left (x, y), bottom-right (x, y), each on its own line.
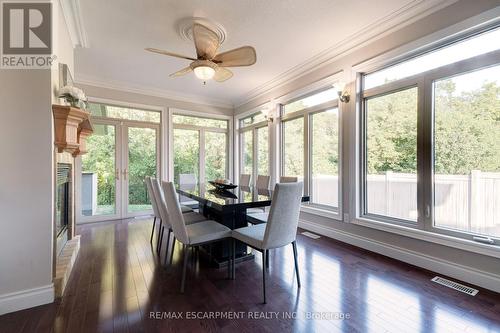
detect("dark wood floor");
top-left (1, 217), bottom-right (500, 333)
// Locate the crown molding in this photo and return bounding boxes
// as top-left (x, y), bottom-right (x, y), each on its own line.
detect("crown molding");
top-left (74, 74), bottom-right (234, 109)
top-left (234, 0), bottom-right (459, 108)
top-left (60, 0), bottom-right (89, 48)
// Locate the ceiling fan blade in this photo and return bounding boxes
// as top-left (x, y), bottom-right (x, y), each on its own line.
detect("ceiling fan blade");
top-left (213, 46), bottom-right (256, 67)
top-left (145, 48), bottom-right (197, 61)
top-left (169, 66), bottom-right (193, 77)
top-left (192, 23), bottom-right (220, 60)
top-left (213, 67), bottom-right (233, 82)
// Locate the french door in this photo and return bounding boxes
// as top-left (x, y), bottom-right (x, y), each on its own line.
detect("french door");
top-left (77, 119), bottom-right (160, 223)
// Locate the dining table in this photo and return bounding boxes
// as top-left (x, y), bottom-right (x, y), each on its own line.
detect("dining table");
top-left (176, 182), bottom-right (310, 267)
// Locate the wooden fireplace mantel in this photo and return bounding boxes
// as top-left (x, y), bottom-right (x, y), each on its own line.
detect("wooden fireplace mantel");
top-left (52, 105), bottom-right (93, 156)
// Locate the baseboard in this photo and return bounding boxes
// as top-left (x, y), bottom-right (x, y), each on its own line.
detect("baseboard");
top-left (0, 284), bottom-right (54, 315)
top-left (299, 220), bottom-right (500, 294)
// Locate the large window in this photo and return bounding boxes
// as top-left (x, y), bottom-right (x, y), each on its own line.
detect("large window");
top-left (360, 27), bottom-right (500, 243)
top-left (239, 112), bottom-right (269, 185)
top-left (281, 87), bottom-right (340, 210)
top-left (173, 114), bottom-right (228, 183)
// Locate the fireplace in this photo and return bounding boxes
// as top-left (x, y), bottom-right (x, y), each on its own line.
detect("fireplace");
top-left (55, 163), bottom-right (72, 255)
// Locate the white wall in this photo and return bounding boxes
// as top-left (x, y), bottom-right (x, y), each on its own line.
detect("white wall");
top-left (0, 70), bottom-right (54, 313)
top-left (0, 0), bottom-right (75, 314)
top-left (235, 0), bottom-right (500, 292)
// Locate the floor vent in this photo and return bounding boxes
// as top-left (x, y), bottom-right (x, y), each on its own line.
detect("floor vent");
top-left (431, 276), bottom-right (478, 296)
top-left (301, 231), bottom-right (321, 239)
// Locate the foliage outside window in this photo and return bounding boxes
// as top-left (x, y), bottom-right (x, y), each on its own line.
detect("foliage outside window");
top-left (88, 102), bottom-right (160, 123)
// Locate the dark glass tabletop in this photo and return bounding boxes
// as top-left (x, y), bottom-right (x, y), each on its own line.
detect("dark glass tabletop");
top-left (176, 183), bottom-right (309, 212)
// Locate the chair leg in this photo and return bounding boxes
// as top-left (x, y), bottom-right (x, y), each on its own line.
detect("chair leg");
top-left (150, 217), bottom-right (156, 243)
top-left (164, 229), bottom-right (171, 265)
top-left (156, 219), bottom-right (162, 252)
top-left (265, 250), bottom-right (270, 270)
top-left (262, 251), bottom-right (267, 304)
top-left (292, 241), bottom-right (301, 288)
top-left (169, 236), bottom-right (176, 265)
top-left (227, 241), bottom-right (231, 279)
top-left (158, 226), bottom-right (164, 254)
top-left (232, 239), bottom-right (236, 280)
top-left (181, 245), bottom-right (189, 293)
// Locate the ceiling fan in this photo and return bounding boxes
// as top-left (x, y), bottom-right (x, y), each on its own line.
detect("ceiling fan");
top-left (145, 23), bottom-right (256, 82)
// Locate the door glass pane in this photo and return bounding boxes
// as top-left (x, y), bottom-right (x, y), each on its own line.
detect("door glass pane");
top-left (365, 87), bottom-right (418, 221)
top-left (282, 117), bottom-right (304, 179)
top-left (433, 65), bottom-right (500, 237)
top-left (174, 129), bottom-right (199, 184)
top-left (242, 130), bottom-right (253, 175)
top-left (128, 127), bottom-right (157, 213)
top-left (257, 126), bottom-right (268, 176)
top-left (81, 124), bottom-right (116, 216)
top-left (205, 131), bottom-right (227, 182)
top-left (311, 109), bottom-right (339, 208)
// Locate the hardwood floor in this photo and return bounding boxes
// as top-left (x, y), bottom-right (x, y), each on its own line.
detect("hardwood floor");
top-left (1, 217), bottom-right (499, 333)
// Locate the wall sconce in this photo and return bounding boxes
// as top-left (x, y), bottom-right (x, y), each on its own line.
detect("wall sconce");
top-left (261, 106), bottom-right (274, 122)
top-left (333, 82), bottom-right (350, 103)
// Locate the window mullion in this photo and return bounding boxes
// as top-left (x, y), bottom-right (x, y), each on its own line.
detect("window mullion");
top-left (304, 114), bottom-right (310, 195)
top-left (418, 76), bottom-right (430, 231)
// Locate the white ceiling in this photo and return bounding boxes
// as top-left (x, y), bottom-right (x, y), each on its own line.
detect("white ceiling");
top-left (74, 0), bottom-right (447, 107)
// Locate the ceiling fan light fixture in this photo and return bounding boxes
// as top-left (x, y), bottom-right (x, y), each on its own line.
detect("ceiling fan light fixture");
top-left (193, 65), bottom-right (215, 80)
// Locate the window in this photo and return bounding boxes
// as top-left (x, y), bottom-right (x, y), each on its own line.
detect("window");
top-left (283, 87), bottom-right (337, 114)
top-left (360, 26), bottom-right (500, 244)
top-left (281, 86), bottom-right (340, 211)
top-left (365, 88), bottom-right (418, 221)
top-left (282, 117), bottom-right (304, 179)
top-left (433, 65), bottom-right (500, 238)
top-left (172, 114), bottom-right (228, 183)
top-left (88, 102), bottom-right (160, 123)
top-left (238, 112), bottom-right (269, 185)
top-left (311, 108), bottom-right (340, 208)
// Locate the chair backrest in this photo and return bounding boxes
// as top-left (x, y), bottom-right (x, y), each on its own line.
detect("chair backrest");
top-left (239, 174), bottom-right (251, 186)
top-left (150, 178), bottom-right (171, 229)
top-left (145, 177), bottom-right (160, 218)
top-left (179, 173), bottom-right (197, 185)
top-left (279, 176), bottom-right (298, 183)
top-left (263, 182), bottom-right (303, 249)
top-left (162, 181), bottom-right (190, 245)
top-left (256, 175), bottom-right (270, 190)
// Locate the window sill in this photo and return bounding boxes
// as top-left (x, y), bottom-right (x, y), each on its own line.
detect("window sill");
top-left (352, 217), bottom-right (500, 259)
top-left (300, 205), bottom-right (342, 221)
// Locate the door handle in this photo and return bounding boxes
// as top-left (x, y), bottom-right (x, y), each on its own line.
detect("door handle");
top-left (122, 169), bottom-right (128, 180)
top-left (115, 168), bottom-right (120, 180)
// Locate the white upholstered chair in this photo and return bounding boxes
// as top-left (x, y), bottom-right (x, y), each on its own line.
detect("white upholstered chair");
top-left (163, 182), bottom-right (233, 293)
top-left (279, 176), bottom-right (298, 183)
top-left (239, 174), bottom-right (251, 186)
top-left (145, 177), bottom-right (161, 245)
top-left (150, 178), bottom-right (203, 256)
top-left (255, 175), bottom-right (270, 190)
top-left (232, 182), bottom-right (303, 303)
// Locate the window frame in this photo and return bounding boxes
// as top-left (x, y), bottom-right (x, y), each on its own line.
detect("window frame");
top-left (169, 109), bottom-right (232, 184)
top-left (280, 95), bottom-right (342, 216)
top-left (358, 43), bottom-right (500, 244)
top-left (238, 116), bottom-right (270, 186)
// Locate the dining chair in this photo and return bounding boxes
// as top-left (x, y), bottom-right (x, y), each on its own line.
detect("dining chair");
top-left (239, 174), bottom-right (251, 186)
top-left (179, 173), bottom-right (199, 208)
top-left (145, 177), bottom-right (161, 245)
top-left (232, 182), bottom-right (303, 303)
top-left (163, 181), bottom-right (233, 293)
top-left (279, 176), bottom-right (298, 183)
top-left (150, 178), bottom-right (203, 256)
top-left (246, 175), bottom-right (271, 216)
top-left (255, 175), bottom-right (271, 189)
